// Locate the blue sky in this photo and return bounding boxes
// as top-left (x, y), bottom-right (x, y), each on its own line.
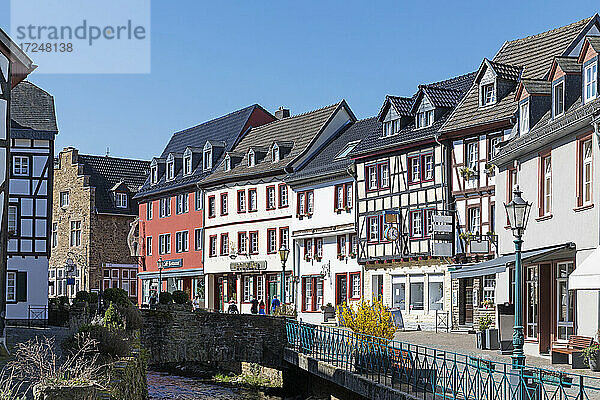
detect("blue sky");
top-left (1, 0), bottom-right (599, 160)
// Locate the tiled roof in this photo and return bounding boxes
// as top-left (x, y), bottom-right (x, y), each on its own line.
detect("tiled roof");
top-left (585, 35), bottom-right (600, 53)
top-left (554, 56), bottom-right (582, 74)
top-left (441, 16), bottom-right (596, 135)
top-left (202, 102), bottom-right (351, 185)
top-left (388, 96), bottom-right (414, 116)
top-left (520, 79), bottom-right (552, 96)
top-left (422, 86), bottom-right (464, 109)
top-left (10, 81), bottom-right (58, 134)
top-left (286, 117), bottom-right (380, 182)
top-left (351, 72), bottom-right (475, 157)
top-left (77, 154), bottom-right (150, 215)
top-left (137, 104), bottom-right (272, 197)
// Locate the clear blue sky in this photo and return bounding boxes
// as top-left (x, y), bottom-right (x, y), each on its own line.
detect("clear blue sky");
top-left (1, 0), bottom-right (599, 160)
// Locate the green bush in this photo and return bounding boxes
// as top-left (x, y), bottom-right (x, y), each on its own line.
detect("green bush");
top-left (159, 292), bottom-right (172, 305)
top-left (104, 302), bottom-right (124, 330)
top-left (75, 291), bottom-right (91, 303)
top-left (103, 288), bottom-right (131, 307)
top-left (119, 302), bottom-right (142, 331)
top-left (171, 290), bottom-right (189, 305)
top-left (88, 292), bottom-right (99, 305)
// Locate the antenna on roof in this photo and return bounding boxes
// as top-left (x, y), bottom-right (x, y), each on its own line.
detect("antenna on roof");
top-left (105, 147), bottom-right (110, 157)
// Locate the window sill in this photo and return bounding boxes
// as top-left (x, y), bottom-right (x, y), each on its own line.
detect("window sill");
top-left (535, 214), bottom-right (553, 222)
top-left (574, 204), bottom-right (594, 212)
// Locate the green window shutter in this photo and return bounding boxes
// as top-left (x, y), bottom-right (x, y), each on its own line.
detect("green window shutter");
top-left (16, 272), bottom-right (27, 303)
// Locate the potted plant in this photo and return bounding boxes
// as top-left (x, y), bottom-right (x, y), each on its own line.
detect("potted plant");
top-left (584, 342), bottom-right (600, 371)
top-left (304, 254), bottom-right (312, 262)
top-left (321, 303), bottom-right (336, 322)
top-left (314, 254), bottom-right (322, 262)
top-left (481, 299), bottom-right (494, 309)
top-left (459, 231), bottom-right (474, 244)
top-left (459, 166), bottom-right (476, 180)
top-left (344, 205), bottom-right (352, 212)
top-left (349, 251), bottom-right (357, 259)
top-left (337, 254), bottom-right (345, 260)
top-left (484, 163), bottom-right (496, 176)
top-left (477, 314), bottom-right (492, 350)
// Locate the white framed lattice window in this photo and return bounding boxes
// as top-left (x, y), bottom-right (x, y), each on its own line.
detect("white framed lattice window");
top-left (482, 274), bottom-right (496, 304)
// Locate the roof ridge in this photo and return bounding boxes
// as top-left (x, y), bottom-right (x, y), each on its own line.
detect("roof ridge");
top-left (78, 154), bottom-right (150, 163)
top-left (172, 104), bottom-right (258, 136)
top-left (248, 101), bottom-right (342, 131)
top-left (425, 71), bottom-right (477, 88)
top-left (503, 15), bottom-right (594, 45)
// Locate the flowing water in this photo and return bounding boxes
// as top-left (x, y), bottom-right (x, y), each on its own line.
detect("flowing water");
top-left (147, 371), bottom-right (283, 400)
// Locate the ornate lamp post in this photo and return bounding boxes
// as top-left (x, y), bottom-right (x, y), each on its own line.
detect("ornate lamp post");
top-left (279, 243), bottom-right (290, 305)
top-left (504, 186), bottom-right (532, 369)
top-left (157, 256), bottom-right (164, 297)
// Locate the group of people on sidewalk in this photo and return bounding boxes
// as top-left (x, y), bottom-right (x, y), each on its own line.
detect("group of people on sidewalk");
top-left (226, 295), bottom-right (281, 314)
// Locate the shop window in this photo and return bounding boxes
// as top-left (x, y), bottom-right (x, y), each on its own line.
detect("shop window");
top-left (409, 275), bottom-right (424, 311)
top-left (428, 274), bottom-right (444, 311)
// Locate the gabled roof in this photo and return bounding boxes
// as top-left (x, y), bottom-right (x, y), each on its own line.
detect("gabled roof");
top-left (352, 72), bottom-right (475, 157)
top-left (441, 15), bottom-right (598, 135)
top-left (515, 79), bottom-right (552, 100)
top-left (136, 104), bottom-right (274, 198)
top-left (577, 35), bottom-right (600, 63)
top-left (377, 95), bottom-right (414, 121)
top-left (10, 81), bottom-right (58, 139)
top-left (286, 117), bottom-right (380, 183)
top-left (411, 85), bottom-right (464, 114)
top-left (550, 56), bottom-right (582, 77)
top-left (76, 154), bottom-right (150, 215)
top-left (202, 101), bottom-right (355, 185)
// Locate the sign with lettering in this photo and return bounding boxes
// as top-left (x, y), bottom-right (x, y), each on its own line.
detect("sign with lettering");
top-left (230, 260), bottom-right (267, 272)
top-left (162, 259), bottom-right (183, 269)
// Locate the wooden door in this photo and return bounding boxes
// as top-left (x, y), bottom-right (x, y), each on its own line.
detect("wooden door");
top-left (465, 278), bottom-right (474, 325)
top-left (336, 274), bottom-right (347, 305)
top-left (538, 264), bottom-right (552, 354)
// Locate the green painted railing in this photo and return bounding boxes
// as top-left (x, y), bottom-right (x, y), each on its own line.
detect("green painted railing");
top-left (285, 320), bottom-right (600, 400)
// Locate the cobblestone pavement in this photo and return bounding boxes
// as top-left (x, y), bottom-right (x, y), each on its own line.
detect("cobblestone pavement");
top-left (394, 330), bottom-right (600, 379)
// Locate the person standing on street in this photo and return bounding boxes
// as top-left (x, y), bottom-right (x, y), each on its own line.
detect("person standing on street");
top-left (250, 297), bottom-right (259, 314)
top-left (271, 295), bottom-right (281, 313)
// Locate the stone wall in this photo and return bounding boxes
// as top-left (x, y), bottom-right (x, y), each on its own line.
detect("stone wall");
top-left (141, 308), bottom-right (287, 370)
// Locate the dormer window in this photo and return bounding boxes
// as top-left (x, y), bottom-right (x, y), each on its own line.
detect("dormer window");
top-left (382, 120), bottom-right (398, 137)
top-left (224, 155), bottom-right (231, 171)
top-left (203, 143), bottom-right (212, 171)
top-left (151, 165), bottom-right (158, 184)
top-left (166, 155), bottom-right (175, 181)
top-left (272, 144), bottom-right (280, 163)
top-left (415, 110), bottom-right (433, 129)
top-left (481, 83), bottom-right (496, 106)
top-left (519, 101), bottom-right (529, 134)
top-left (115, 192), bottom-right (127, 208)
top-left (584, 62), bottom-right (597, 103)
top-left (553, 81), bottom-right (564, 117)
top-left (248, 150), bottom-right (255, 167)
top-left (183, 155), bottom-right (192, 176)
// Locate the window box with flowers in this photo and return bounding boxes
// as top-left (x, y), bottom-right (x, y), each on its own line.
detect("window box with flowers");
top-left (337, 254), bottom-right (346, 261)
top-left (484, 163), bottom-right (496, 176)
top-left (459, 166), bottom-right (476, 180)
top-left (481, 299), bottom-right (494, 309)
top-left (314, 255), bottom-right (322, 262)
top-left (304, 254), bottom-right (312, 262)
top-left (344, 205), bottom-right (352, 212)
top-left (459, 231), bottom-right (475, 244)
top-left (335, 208), bottom-right (343, 214)
top-left (349, 251), bottom-right (357, 259)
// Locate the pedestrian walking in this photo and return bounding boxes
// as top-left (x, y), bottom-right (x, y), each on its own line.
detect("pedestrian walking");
top-left (250, 297), bottom-right (259, 314)
top-left (227, 299), bottom-right (239, 314)
top-left (259, 299), bottom-right (266, 315)
top-left (271, 295), bottom-right (281, 313)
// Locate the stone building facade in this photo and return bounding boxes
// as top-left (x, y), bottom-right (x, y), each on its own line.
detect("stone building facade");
top-left (49, 147), bottom-right (149, 301)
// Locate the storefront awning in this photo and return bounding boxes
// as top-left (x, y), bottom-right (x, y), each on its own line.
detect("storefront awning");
top-left (451, 243), bottom-right (575, 279)
top-left (138, 267), bottom-right (204, 280)
top-left (570, 247), bottom-right (600, 290)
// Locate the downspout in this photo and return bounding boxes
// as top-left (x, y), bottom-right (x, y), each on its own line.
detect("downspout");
top-left (591, 114), bottom-right (600, 335)
top-left (346, 163), bottom-right (362, 302)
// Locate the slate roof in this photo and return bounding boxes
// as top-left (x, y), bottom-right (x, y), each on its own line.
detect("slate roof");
top-left (351, 72), bottom-right (475, 157)
top-left (136, 104), bottom-right (273, 198)
top-left (554, 56), bottom-right (582, 74)
top-left (586, 36), bottom-right (600, 53)
top-left (10, 81), bottom-right (58, 138)
top-left (441, 15), bottom-right (597, 135)
top-left (420, 86), bottom-right (464, 109)
top-left (519, 79), bottom-right (552, 96)
top-left (388, 96), bottom-right (414, 116)
top-left (76, 154), bottom-right (150, 215)
top-left (488, 60), bottom-right (522, 81)
top-left (201, 101), bottom-right (353, 185)
top-left (285, 117), bottom-right (380, 183)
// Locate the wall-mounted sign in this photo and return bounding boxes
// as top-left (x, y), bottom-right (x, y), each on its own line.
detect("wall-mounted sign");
top-left (230, 260), bottom-right (267, 272)
top-left (162, 259), bottom-right (183, 269)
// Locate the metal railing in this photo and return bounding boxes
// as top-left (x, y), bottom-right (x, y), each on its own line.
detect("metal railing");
top-left (28, 305), bottom-right (47, 328)
top-left (286, 320), bottom-right (600, 400)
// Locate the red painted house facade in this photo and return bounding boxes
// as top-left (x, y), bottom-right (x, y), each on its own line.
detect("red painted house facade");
top-left (134, 105), bottom-right (275, 305)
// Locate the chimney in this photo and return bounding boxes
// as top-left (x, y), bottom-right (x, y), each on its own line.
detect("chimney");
top-left (275, 106), bottom-right (290, 120)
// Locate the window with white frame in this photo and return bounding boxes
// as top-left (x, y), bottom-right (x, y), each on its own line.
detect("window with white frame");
top-left (519, 102), bottom-right (529, 134)
top-left (383, 121), bottom-right (392, 137)
top-left (209, 236), bottom-right (217, 257)
top-left (52, 222), bottom-right (57, 248)
top-left (585, 62), bottom-right (597, 103)
top-left (468, 207), bottom-right (481, 234)
top-left (207, 196), bottom-right (216, 218)
top-left (379, 163), bottom-right (390, 188)
top-left (183, 155), bottom-right (192, 175)
top-left (315, 238), bottom-right (323, 258)
top-left (541, 155), bottom-right (552, 215)
top-left (272, 144), bottom-right (280, 162)
top-left (423, 154), bottom-right (434, 180)
top-left (238, 190), bottom-right (247, 213)
top-left (249, 231), bottom-right (258, 254)
top-left (553, 81), bottom-right (564, 117)
top-left (159, 234), bottom-right (171, 254)
top-left (6, 272), bottom-right (15, 302)
top-left (248, 150), bottom-right (255, 167)
top-left (70, 220), bottom-right (81, 246)
top-left (279, 185), bottom-right (288, 207)
top-left (115, 192), bottom-right (127, 208)
top-left (466, 141), bottom-right (479, 171)
top-left (238, 232), bottom-right (248, 254)
top-left (266, 186), bottom-right (276, 209)
top-left (581, 139), bottom-right (593, 205)
top-left (256, 275), bottom-right (264, 302)
top-left (488, 135), bottom-right (502, 160)
top-left (351, 273), bottom-right (361, 298)
top-left (220, 193), bottom-right (228, 215)
top-left (483, 274), bottom-right (496, 304)
top-left (159, 197), bottom-right (171, 217)
top-left (248, 189), bottom-right (257, 212)
top-left (146, 236), bottom-right (152, 256)
top-left (279, 227), bottom-right (289, 249)
top-left (267, 229), bottom-right (277, 253)
top-left (194, 228), bottom-right (202, 251)
top-left (481, 83), bottom-right (495, 106)
top-left (166, 157), bottom-right (175, 181)
top-left (307, 191), bottom-right (314, 214)
top-left (337, 235), bottom-right (347, 256)
top-left (151, 165), bottom-right (158, 184)
top-left (368, 216), bottom-right (380, 242)
top-left (243, 276), bottom-right (253, 302)
top-left (416, 110), bottom-right (434, 128)
top-left (146, 201), bottom-right (153, 220)
top-left (60, 191), bottom-right (69, 207)
top-left (203, 143), bottom-right (212, 171)
top-left (224, 156), bottom-right (231, 171)
top-left (175, 231), bottom-right (188, 253)
top-left (304, 238), bottom-right (313, 259)
top-left (13, 156), bottom-right (28, 176)
top-left (220, 234), bottom-right (229, 255)
top-left (8, 206), bottom-right (16, 234)
top-left (428, 274), bottom-right (444, 311)
top-left (411, 210), bottom-right (423, 237)
top-left (367, 165), bottom-right (377, 190)
top-left (176, 193), bottom-right (189, 214)
top-left (195, 190), bottom-right (203, 210)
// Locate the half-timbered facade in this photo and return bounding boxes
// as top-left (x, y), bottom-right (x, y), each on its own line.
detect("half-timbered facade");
top-left (350, 73), bottom-right (474, 330)
top-left (201, 102), bottom-right (356, 313)
top-left (285, 117), bottom-right (377, 324)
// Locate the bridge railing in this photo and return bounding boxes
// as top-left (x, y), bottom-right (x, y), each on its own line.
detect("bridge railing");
top-left (285, 320), bottom-right (600, 400)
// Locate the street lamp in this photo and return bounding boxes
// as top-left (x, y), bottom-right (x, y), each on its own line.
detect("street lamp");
top-left (504, 186), bottom-right (532, 369)
top-left (279, 243), bottom-right (290, 305)
top-left (157, 256), bottom-right (164, 297)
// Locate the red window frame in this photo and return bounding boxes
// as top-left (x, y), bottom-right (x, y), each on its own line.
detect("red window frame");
top-left (249, 231), bottom-right (259, 254)
top-left (266, 185), bottom-right (276, 210)
top-left (248, 188), bottom-right (257, 212)
top-left (209, 235), bottom-right (217, 257)
top-left (424, 208), bottom-right (436, 238)
top-left (408, 152), bottom-right (434, 184)
top-left (237, 231), bottom-right (247, 254)
top-left (279, 227), bottom-right (289, 249)
top-left (207, 195), bottom-right (216, 218)
top-left (349, 234), bottom-right (357, 255)
top-left (315, 237), bottom-right (323, 258)
top-left (237, 190), bottom-right (246, 213)
top-left (365, 161), bottom-right (390, 191)
top-left (337, 235), bottom-right (347, 256)
top-left (297, 190), bottom-right (314, 216)
top-left (334, 182), bottom-right (354, 210)
top-left (220, 193), bottom-right (228, 216)
top-left (266, 228), bottom-right (277, 254)
top-left (576, 133), bottom-right (593, 207)
top-left (278, 183), bottom-right (289, 208)
top-left (301, 276), bottom-right (322, 312)
top-left (378, 162), bottom-right (390, 188)
top-left (220, 233), bottom-right (229, 255)
top-left (365, 164), bottom-right (378, 192)
top-left (538, 150), bottom-right (552, 217)
top-left (304, 238), bottom-right (313, 258)
top-left (349, 271), bottom-right (361, 299)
